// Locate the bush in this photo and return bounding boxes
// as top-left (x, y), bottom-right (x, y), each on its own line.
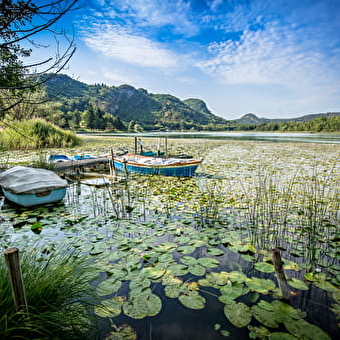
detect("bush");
top-left (0, 119), bottom-right (81, 150)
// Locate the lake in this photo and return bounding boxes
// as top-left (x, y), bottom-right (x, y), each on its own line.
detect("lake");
top-left (0, 134), bottom-right (339, 339)
top-left (89, 131), bottom-right (340, 144)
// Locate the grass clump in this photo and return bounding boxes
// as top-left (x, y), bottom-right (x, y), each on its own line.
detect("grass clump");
top-left (0, 247), bottom-right (99, 340)
top-left (0, 119), bottom-right (81, 150)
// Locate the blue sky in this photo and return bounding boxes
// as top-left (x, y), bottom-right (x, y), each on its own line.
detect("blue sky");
top-left (31, 0), bottom-right (340, 119)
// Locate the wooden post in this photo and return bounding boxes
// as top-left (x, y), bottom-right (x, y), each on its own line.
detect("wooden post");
top-left (134, 137), bottom-right (137, 154)
top-left (4, 247), bottom-right (29, 316)
top-left (271, 248), bottom-right (290, 301)
top-left (165, 137), bottom-right (168, 158)
top-left (110, 148), bottom-right (116, 178)
top-left (123, 160), bottom-right (128, 178)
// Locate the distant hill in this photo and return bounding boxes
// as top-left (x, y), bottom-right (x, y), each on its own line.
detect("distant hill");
top-left (236, 112), bottom-right (340, 125)
top-left (36, 74), bottom-right (339, 132)
top-left (40, 74), bottom-right (230, 131)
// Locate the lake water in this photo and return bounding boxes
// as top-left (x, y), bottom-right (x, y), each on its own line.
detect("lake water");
top-left (90, 131), bottom-right (340, 144)
top-left (0, 134), bottom-right (339, 340)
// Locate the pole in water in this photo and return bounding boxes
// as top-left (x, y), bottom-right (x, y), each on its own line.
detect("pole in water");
top-left (271, 248), bottom-right (290, 301)
top-left (4, 247), bottom-right (29, 316)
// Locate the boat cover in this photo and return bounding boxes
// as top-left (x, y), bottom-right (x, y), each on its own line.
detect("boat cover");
top-left (0, 166), bottom-right (68, 194)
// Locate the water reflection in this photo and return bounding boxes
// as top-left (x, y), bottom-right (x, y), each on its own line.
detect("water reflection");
top-left (90, 132), bottom-right (340, 144)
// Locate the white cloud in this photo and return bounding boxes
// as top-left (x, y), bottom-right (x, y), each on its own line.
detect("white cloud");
top-left (83, 24), bottom-right (178, 68)
top-left (197, 20), bottom-right (340, 99)
top-left (102, 0), bottom-right (198, 36)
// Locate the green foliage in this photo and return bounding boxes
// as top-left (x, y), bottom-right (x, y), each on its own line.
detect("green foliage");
top-left (0, 248), bottom-right (99, 339)
top-left (240, 114), bottom-right (340, 132)
top-left (30, 74), bottom-right (340, 132)
top-left (38, 74), bottom-right (235, 131)
top-left (0, 118), bottom-right (81, 150)
top-left (0, 1), bottom-right (37, 90)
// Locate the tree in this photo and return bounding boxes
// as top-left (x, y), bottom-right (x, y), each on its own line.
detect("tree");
top-left (0, 0), bottom-right (78, 118)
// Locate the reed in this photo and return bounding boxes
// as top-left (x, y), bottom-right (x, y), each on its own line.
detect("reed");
top-left (0, 247), bottom-right (99, 340)
top-left (0, 119), bottom-right (81, 150)
top-left (237, 163), bottom-right (339, 268)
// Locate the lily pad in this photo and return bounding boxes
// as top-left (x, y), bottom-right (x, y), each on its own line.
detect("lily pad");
top-left (177, 245), bottom-right (196, 254)
top-left (123, 292), bottom-right (162, 319)
top-left (204, 271), bottom-right (229, 286)
top-left (224, 301), bottom-right (252, 328)
top-left (248, 325), bottom-right (271, 339)
top-left (207, 248), bottom-right (224, 256)
top-left (251, 304), bottom-right (279, 328)
top-left (287, 278), bottom-right (309, 290)
top-left (197, 257), bottom-right (220, 268)
top-left (142, 267), bottom-right (166, 280)
top-left (179, 291), bottom-right (206, 310)
top-left (94, 297), bottom-right (123, 318)
top-left (284, 318), bottom-right (331, 340)
top-left (268, 332), bottom-right (298, 340)
top-left (219, 282), bottom-right (245, 302)
top-left (168, 263), bottom-right (189, 276)
top-left (97, 279), bottom-right (122, 296)
top-left (188, 264), bottom-right (206, 276)
top-left (180, 256), bottom-right (197, 266)
top-left (255, 262), bottom-right (275, 273)
top-left (246, 277), bottom-right (276, 294)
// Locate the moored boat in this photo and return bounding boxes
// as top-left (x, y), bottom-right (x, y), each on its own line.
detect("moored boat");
top-left (112, 154), bottom-right (202, 177)
top-left (0, 166), bottom-right (68, 207)
top-left (47, 154), bottom-right (97, 163)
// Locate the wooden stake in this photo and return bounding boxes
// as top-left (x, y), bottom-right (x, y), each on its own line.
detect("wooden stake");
top-left (271, 248), bottom-right (290, 301)
top-left (110, 148), bottom-right (116, 177)
top-left (4, 247), bottom-right (29, 316)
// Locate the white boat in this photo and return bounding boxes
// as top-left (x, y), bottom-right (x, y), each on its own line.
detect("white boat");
top-left (0, 166), bottom-right (68, 207)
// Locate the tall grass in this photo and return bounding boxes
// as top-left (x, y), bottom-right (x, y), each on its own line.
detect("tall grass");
top-left (237, 164), bottom-right (339, 267)
top-left (0, 119), bottom-right (81, 150)
top-left (0, 247), bottom-right (99, 339)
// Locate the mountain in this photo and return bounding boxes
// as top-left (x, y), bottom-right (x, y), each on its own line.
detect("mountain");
top-left (40, 74), bottom-right (230, 131)
top-left (37, 74), bottom-right (339, 132)
top-left (236, 112), bottom-right (340, 125)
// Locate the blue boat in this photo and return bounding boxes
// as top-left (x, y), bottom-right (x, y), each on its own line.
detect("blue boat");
top-left (46, 154), bottom-right (73, 162)
top-left (113, 154), bottom-right (202, 177)
top-left (0, 166), bottom-right (68, 207)
top-left (47, 154), bottom-right (97, 163)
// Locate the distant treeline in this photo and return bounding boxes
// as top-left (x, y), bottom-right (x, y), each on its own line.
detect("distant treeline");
top-left (240, 115), bottom-right (340, 132)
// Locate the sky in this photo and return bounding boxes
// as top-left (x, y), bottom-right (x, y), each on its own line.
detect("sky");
top-left (30, 0), bottom-right (340, 120)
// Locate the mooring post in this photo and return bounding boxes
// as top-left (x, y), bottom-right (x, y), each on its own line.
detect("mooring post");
top-left (110, 148), bottom-right (116, 178)
top-left (134, 136), bottom-right (137, 154)
top-left (271, 248), bottom-right (290, 301)
top-left (4, 247), bottom-right (29, 316)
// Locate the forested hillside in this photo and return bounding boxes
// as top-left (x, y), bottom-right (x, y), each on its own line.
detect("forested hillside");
top-left (3, 74), bottom-right (338, 132)
top-left (37, 74), bottom-right (233, 131)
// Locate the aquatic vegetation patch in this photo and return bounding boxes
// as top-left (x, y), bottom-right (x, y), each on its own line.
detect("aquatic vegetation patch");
top-left (0, 139), bottom-right (339, 339)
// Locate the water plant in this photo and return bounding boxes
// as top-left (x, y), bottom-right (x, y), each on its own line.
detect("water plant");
top-left (0, 137), bottom-right (338, 339)
top-left (0, 246), bottom-right (100, 340)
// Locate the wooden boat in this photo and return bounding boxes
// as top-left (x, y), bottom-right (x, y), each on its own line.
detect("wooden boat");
top-left (46, 154), bottom-right (73, 162)
top-left (0, 166), bottom-right (68, 207)
top-left (112, 154), bottom-right (202, 177)
top-left (47, 154), bottom-right (97, 163)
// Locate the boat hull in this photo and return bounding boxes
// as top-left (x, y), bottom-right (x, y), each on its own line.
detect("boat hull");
top-left (113, 158), bottom-right (201, 177)
top-left (2, 187), bottom-right (67, 207)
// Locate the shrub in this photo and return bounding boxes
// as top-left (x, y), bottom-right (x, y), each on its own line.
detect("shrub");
top-left (0, 119), bottom-right (81, 150)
